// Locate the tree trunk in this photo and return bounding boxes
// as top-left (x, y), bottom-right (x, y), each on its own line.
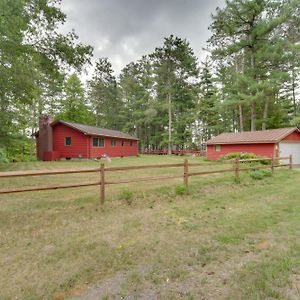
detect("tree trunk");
top-left (168, 90), bottom-right (172, 155)
top-left (250, 48), bottom-right (256, 131)
top-left (262, 98), bottom-right (269, 130)
top-left (251, 102), bottom-right (256, 131)
top-left (239, 104), bottom-right (244, 132)
top-left (292, 66), bottom-right (296, 117)
top-left (235, 53), bottom-right (244, 132)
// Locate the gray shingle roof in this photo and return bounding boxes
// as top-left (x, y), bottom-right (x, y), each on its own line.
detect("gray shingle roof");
top-left (206, 127), bottom-right (299, 145)
top-left (54, 120), bottom-right (139, 140)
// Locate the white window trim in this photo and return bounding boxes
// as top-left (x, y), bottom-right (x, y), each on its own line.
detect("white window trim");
top-left (111, 138), bottom-right (116, 147)
top-left (65, 137), bottom-right (72, 146)
top-left (215, 145), bottom-right (221, 152)
top-left (92, 137), bottom-right (105, 148)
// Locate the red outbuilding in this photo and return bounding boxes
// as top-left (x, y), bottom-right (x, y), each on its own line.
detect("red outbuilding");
top-left (35, 116), bottom-right (139, 161)
top-left (206, 127), bottom-right (300, 164)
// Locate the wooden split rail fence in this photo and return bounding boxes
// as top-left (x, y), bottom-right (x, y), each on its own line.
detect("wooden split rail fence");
top-left (0, 155), bottom-right (292, 205)
top-left (141, 149), bottom-right (206, 156)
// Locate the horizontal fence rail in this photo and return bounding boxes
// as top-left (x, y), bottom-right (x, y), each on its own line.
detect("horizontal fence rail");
top-left (0, 155), bottom-right (293, 205)
top-left (0, 168), bottom-right (100, 178)
top-left (140, 149), bottom-right (206, 156)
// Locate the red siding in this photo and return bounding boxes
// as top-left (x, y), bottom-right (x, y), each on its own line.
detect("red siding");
top-left (52, 123), bottom-right (89, 159)
top-left (89, 137), bottom-right (138, 158)
top-left (207, 143), bottom-right (275, 160)
top-left (51, 123), bottom-right (138, 159)
top-left (282, 131), bottom-right (300, 141)
top-left (43, 151), bottom-right (60, 161)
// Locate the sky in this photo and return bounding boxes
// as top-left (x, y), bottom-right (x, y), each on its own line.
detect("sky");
top-left (60, 0), bottom-right (225, 77)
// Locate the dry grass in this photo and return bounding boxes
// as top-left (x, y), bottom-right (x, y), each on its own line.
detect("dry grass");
top-left (0, 155), bottom-right (300, 299)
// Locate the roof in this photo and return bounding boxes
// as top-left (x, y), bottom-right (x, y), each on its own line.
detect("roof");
top-left (33, 120), bottom-right (138, 140)
top-left (54, 121), bottom-right (139, 140)
top-left (206, 127), bottom-right (300, 145)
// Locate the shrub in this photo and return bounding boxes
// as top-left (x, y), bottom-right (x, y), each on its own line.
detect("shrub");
top-left (119, 189), bottom-right (134, 205)
top-left (250, 169), bottom-right (272, 180)
top-left (223, 152), bottom-right (271, 165)
top-left (223, 152), bottom-right (258, 160)
top-left (0, 148), bottom-right (9, 163)
top-left (175, 184), bottom-right (187, 195)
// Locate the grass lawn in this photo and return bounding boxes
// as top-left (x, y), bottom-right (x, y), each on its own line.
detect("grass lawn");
top-left (1, 155), bottom-right (300, 299)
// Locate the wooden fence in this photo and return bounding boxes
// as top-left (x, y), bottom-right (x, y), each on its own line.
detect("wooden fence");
top-left (140, 149), bottom-right (206, 156)
top-left (0, 155), bottom-right (292, 205)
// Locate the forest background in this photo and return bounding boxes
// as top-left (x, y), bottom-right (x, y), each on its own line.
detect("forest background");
top-left (0, 0), bottom-right (299, 161)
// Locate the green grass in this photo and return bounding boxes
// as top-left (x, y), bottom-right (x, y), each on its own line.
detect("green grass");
top-left (0, 155), bottom-right (300, 299)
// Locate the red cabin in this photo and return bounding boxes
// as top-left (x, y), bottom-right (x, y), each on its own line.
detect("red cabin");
top-left (206, 127), bottom-right (300, 164)
top-left (35, 116), bottom-right (139, 161)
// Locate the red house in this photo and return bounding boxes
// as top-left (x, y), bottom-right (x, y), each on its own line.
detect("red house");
top-left (35, 116), bottom-right (139, 161)
top-left (206, 127), bottom-right (300, 164)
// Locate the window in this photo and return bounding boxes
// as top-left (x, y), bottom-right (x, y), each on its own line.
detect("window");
top-left (214, 145), bottom-right (221, 152)
top-left (65, 137), bottom-right (71, 146)
top-left (111, 138), bottom-right (116, 147)
top-left (93, 137), bottom-right (104, 147)
top-left (130, 141), bottom-right (133, 147)
top-left (121, 140), bottom-right (125, 146)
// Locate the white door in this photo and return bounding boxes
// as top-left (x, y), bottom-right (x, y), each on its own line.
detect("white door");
top-left (279, 142), bottom-right (300, 164)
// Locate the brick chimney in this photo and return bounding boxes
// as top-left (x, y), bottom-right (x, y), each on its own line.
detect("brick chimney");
top-left (38, 115), bottom-right (53, 160)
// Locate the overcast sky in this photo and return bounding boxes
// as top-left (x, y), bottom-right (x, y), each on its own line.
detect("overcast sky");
top-left (60, 0), bottom-right (225, 77)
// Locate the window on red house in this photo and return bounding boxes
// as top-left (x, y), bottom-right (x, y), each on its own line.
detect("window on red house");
top-left (111, 138), bottom-right (116, 147)
top-left (214, 145), bottom-right (221, 152)
top-left (130, 141), bottom-right (133, 146)
top-left (65, 137), bottom-right (71, 146)
top-left (121, 140), bottom-right (125, 146)
top-left (93, 137), bottom-right (104, 147)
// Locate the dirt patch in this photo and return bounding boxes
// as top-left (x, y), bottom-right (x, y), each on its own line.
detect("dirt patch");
top-left (71, 272), bottom-right (127, 300)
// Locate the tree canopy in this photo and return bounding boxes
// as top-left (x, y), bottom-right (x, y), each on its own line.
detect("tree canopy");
top-left (0, 0), bottom-right (299, 161)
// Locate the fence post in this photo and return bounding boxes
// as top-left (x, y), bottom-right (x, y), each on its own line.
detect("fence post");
top-left (100, 163), bottom-right (105, 205)
top-left (271, 156), bottom-right (275, 174)
top-left (183, 159), bottom-right (189, 193)
top-left (289, 155), bottom-right (293, 170)
top-left (235, 157), bottom-right (240, 182)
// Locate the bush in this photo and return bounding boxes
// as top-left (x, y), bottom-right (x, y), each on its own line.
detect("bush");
top-left (222, 152), bottom-right (271, 165)
top-left (250, 169), bottom-right (272, 180)
top-left (175, 184), bottom-right (187, 195)
top-left (223, 152), bottom-right (258, 160)
top-left (119, 189), bottom-right (134, 205)
top-left (0, 148), bottom-right (9, 163)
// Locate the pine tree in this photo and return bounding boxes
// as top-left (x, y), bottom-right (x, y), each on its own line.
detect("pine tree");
top-left (88, 58), bottom-right (122, 129)
top-left (197, 59), bottom-right (221, 142)
top-left (57, 74), bottom-right (94, 124)
top-left (119, 56), bottom-right (155, 149)
top-left (208, 0), bottom-right (294, 131)
top-left (151, 35), bottom-right (199, 153)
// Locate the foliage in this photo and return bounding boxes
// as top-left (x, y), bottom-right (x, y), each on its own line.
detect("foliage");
top-left (223, 152), bottom-right (260, 160)
top-left (1, 0), bottom-right (300, 161)
top-left (223, 152), bottom-right (271, 165)
top-left (119, 189), bottom-right (134, 205)
top-left (194, 58), bottom-right (221, 143)
top-left (151, 35), bottom-right (199, 152)
top-left (175, 184), bottom-right (187, 195)
top-left (208, 0), bottom-right (299, 132)
top-left (249, 169), bottom-right (272, 180)
top-left (88, 58), bottom-right (121, 129)
top-left (56, 74), bottom-right (94, 124)
top-left (0, 0), bottom-right (92, 159)
top-left (0, 148), bottom-right (9, 163)
top-left (119, 56), bottom-right (155, 149)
